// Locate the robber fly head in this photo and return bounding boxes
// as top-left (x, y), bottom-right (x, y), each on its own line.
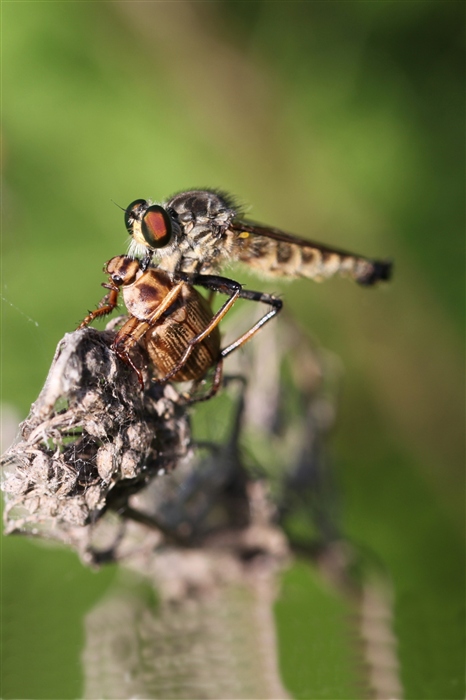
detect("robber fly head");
top-left (125, 199), bottom-right (179, 259)
top-left (124, 191), bottom-right (238, 275)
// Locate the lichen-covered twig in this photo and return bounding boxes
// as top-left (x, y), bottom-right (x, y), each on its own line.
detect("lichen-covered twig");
top-left (1, 327), bottom-right (191, 561)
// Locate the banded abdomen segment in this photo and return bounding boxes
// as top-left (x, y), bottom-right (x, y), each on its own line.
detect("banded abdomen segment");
top-left (230, 222), bottom-right (392, 286)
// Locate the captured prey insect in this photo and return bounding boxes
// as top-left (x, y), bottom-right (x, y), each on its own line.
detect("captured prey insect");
top-left (124, 189), bottom-right (392, 284)
top-left (78, 255), bottom-right (281, 399)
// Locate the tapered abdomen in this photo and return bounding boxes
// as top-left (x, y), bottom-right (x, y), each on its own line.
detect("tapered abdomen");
top-left (231, 230), bottom-right (392, 286)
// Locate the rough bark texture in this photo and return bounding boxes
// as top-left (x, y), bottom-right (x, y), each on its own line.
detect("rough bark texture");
top-left (1, 327), bottom-right (191, 562)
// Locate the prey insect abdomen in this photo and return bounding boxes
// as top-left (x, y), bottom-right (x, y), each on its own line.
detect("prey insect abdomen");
top-left (146, 288), bottom-right (221, 382)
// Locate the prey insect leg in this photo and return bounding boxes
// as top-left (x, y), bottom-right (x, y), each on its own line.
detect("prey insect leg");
top-left (111, 281), bottom-right (187, 388)
top-left (184, 359), bottom-right (224, 404)
top-left (78, 284), bottom-right (119, 329)
top-left (111, 315), bottom-right (151, 388)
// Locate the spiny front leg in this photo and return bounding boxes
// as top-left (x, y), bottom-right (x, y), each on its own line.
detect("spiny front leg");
top-left (78, 284), bottom-right (119, 329)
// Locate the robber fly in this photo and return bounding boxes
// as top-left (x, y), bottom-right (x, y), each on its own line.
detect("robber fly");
top-left (125, 189), bottom-right (392, 284)
top-left (78, 255), bottom-right (280, 400)
top-left (80, 190), bottom-right (390, 394)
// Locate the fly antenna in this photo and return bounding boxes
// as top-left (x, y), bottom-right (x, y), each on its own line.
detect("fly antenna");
top-left (111, 199), bottom-right (126, 212)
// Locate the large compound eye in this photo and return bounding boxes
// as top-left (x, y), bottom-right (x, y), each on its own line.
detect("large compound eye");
top-left (141, 205), bottom-right (173, 249)
top-left (125, 199), bottom-right (148, 235)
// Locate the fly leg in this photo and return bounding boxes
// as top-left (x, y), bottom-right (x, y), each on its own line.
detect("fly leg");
top-left (192, 275), bottom-right (284, 356)
top-left (219, 287), bottom-right (283, 359)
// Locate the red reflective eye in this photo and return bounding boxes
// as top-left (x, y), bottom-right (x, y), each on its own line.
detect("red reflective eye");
top-left (141, 205), bottom-right (173, 249)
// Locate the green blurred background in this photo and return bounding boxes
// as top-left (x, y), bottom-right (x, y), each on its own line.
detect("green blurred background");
top-left (1, 2), bottom-right (464, 698)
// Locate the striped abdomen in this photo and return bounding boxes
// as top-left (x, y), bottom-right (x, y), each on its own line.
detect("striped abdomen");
top-left (229, 225), bottom-right (392, 286)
